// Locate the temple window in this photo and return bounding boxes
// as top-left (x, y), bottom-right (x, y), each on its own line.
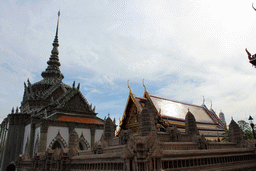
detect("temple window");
top-left (79, 141), bottom-right (88, 150)
top-left (52, 140), bottom-right (62, 149)
top-left (24, 141), bottom-right (29, 154)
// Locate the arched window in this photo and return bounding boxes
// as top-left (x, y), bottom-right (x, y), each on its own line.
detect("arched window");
top-left (79, 141), bottom-right (88, 150)
top-left (48, 131), bottom-right (68, 149)
top-left (52, 140), bottom-right (63, 150)
top-left (24, 137), bottom-right (29, 154)
top-left (34, 139), bottom-right (39, 154)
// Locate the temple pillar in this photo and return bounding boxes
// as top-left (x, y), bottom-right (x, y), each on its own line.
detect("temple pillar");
top-left (29, 118), bottom-right (36, 157)
top-left (90, 127), bottom-right (95, 147)
top-left (3, 115), bottom-right (14, 171)
top-left (10, 115), bottom-right (17, 162)
top-left (39, 121), bottom-right (48, 151)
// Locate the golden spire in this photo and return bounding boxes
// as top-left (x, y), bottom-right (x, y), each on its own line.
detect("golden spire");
top-left (142, 79), bottom-right (147, 91)
top-left (127, 80), bottom-right (131, 92)
top-left (202, 96), bottom-right (205, 104)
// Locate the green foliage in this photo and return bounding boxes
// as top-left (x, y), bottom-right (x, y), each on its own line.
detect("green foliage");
top-left (221, 120), bottom-right (255, 141)
top-left (238, 120), bottom-right (254, 140)
top-left (221, 129), bottom-right (229, 142)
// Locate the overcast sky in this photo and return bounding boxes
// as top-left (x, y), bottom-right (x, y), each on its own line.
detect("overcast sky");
top-left (1, 0), bottom-right (256, 126)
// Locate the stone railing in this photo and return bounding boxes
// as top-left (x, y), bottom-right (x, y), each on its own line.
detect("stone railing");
top-left (159, 142), bottom-right (198, 150)
top-left (78, 149), bottom-right (93, 156)
top-left (103, 145), bottom-right (126, 154)
top-left (243, 139), bottom-right (256, 149)
top-left (207, 142), bottom-right (236, 149)
top-left (157, 132), bottom-right (171, 142)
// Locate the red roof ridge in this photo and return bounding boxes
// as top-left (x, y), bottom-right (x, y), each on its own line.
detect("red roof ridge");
top-left (57, 116), bottom-right (104, 125)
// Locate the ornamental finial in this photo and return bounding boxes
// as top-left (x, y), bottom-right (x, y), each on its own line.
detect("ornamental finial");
top-left (56, 10), bottom-right (60, 38)
top-left (127, 80), bottom-right (131, 92)
top-left (253, 3), bottom-right (256, 11)
top-left (142, 79), bottom-right (146, 91)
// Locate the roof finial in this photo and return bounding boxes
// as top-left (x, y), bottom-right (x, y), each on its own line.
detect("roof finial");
top-left (56, 10), bottom-right (60, 38)
top-left (245, 48), bottom-right (252, 60)
top-left (108, 113), bottom-right (110, 118)
top-left (253, 3), bottom-right (256, 11)
top-left (142, 79), bottom-right (146, 91)
top-left (127, 80), bottom-right (131, 92)
top-left (202, 96), bottom-right (205, 104)
top-left (210, 101), bottom-right (212, 109)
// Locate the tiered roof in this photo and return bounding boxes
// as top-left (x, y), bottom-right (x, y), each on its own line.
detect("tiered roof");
top-left (20, 12), bottom-right (102, 125)
top-left (118, 88), bottom-right (225, 139)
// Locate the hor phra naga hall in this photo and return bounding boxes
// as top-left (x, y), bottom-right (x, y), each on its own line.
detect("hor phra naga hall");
top-left (118, 83), bottom-right (226, 141)
top-left (3, 14), bottom-right (256, 171)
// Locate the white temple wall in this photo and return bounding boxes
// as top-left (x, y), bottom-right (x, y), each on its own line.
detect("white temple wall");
top-left (46, 126), bottom-right (69, 149)
top-left (95, 129), bottom-right (104, 142)
top-left (22, 123), bottom-right (31, 154)
top-left (74, 128), bottom-right (91, 146)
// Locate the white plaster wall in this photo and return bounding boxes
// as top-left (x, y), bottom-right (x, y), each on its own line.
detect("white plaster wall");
top-left (95, 129), bottom-right (104, 142)
top-left (74, 128), bottom-right (91, 146)
top-left (46, 126), bottom-right (69, 150)
top-left (33, 127), bottom-right (41, 155)
top-left (22, 123), bottom-right (31, 154)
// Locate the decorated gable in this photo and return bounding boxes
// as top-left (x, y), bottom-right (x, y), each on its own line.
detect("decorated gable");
top-left (61, 92), bottom-right (94, 113)
top-left (47, 86), bottom-right (65, 101)
top-left (118, 93), bottom-right (145, 135)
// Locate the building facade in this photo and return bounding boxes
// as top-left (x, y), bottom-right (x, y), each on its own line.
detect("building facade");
top-left (118, 87), bottom-right (226, 141)
top-left (2, 14), bottom-right (256, 171)
top-left (16, 100), bottom-right (256, 171)
top-left (0, 14), bottom-right (104, 171)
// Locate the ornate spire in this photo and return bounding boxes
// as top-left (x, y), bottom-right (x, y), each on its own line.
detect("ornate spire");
top-left (41, 11), bottom-right (64, 80)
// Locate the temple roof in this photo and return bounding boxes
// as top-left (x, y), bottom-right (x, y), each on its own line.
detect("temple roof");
top-left (132, 94), bottom-right (147, 111)
top-left (147, 93), bottom-right (215, 123)
top-left (21, 12), bottom-right (97, 116)
top-left (38, 11), bottom-right (64, 85)
top-left (57, 116), bottom-right (104, 125)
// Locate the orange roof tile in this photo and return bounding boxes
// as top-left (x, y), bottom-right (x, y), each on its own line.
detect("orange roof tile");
top-left (57, 116), bottom-right (104, 125)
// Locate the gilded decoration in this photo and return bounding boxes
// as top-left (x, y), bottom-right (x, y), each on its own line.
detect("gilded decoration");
top-left (126, 100), bottom-right (139, 134)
